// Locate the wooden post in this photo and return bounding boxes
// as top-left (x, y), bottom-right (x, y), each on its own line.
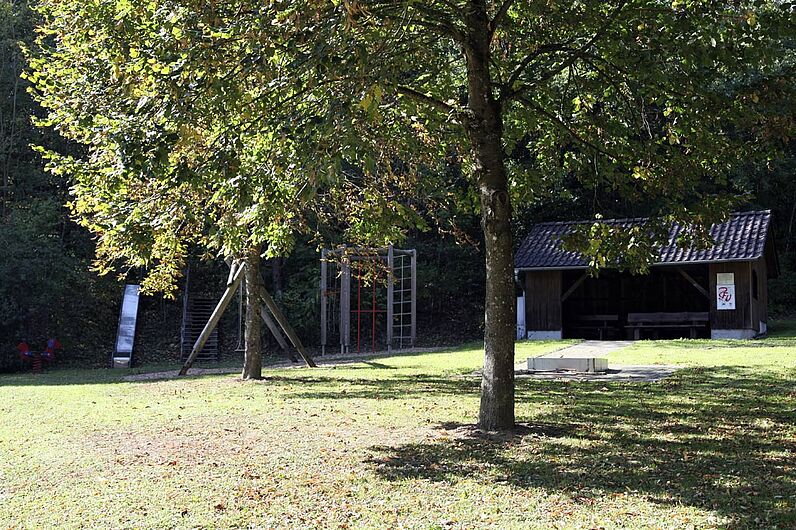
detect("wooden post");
top-left (225, 260), bottom-right (237, 285)
top-left (340, 255), bottom-right (351, 354)
top-left (258, 280), bottom-right (317, 368)
top-left (260, 305), bottom-right (297, 363)
top-left (179, 262), bottom-right (244, 376)
top-left (320, 250), bottom-right (328, 356)
top-left (410, 249), bottom-right (417, 347)
top-left (234, 276), bottom-right (245, 353)
top-left (386, 245), bottom-right (394, 353)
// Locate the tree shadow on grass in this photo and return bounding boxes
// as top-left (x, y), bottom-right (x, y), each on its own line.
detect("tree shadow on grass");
top-left (0, 365), bottom-right (243, 387)
top-left (366, 366), bottom-right (796, 528)
top-left (263, 373), bottom-right (481, 400)
top-left (0, 345), bottom-right (472, 387)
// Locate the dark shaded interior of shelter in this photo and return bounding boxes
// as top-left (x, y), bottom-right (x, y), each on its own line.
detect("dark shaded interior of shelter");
top-left (561, 265), bottom-right (711, 339)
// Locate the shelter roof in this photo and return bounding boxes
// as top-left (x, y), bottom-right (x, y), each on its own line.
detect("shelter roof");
top-left (515, 210), bottom-right (775, 271)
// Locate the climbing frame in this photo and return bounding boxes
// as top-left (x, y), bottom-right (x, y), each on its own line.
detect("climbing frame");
top-left (320, 245), bottom-right (417, 355)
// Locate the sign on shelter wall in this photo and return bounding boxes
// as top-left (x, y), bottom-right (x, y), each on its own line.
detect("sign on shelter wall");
top-left (716, 273), bottom-right (736, 310)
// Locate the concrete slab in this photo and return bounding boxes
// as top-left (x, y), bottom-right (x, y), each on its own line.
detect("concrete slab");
top-left (527, 331), bottom-right (563, 340)
top-left (527, 357), bottom-right (608, 373)
top-left (515, 364), bottom-right (680, 382)
top-left (711, 329), bottom-right (756, 339)
top-left (112, 357), bottom-right (131, 369)
top-left (537, 340), bottom-right (630, 358)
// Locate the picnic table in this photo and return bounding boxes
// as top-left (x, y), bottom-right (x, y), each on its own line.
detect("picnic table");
top-left (626, 311), bottom-right (709, 340)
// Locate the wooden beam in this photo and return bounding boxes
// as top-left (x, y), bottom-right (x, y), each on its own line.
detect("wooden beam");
top-left (410, 249), bottom-right (417, 347)
top-left (320, 250), bottom-right (328, 355)
top-left (258, 280), bottom-right (317, 368)
top-left (677, 268), bottom-right (709, 299)
top-left (226, 260), bottom-right (238, 285)
top-left (259, 305), bottom-right (297, 363)
top-left (325, 246), bottom-right (414, 258)
top-left (178, 263), bottom-right (244, 376)
top-left (561, 272), bottom-right (588, 302)
top-left (340, 258), bottom-right (351, 353)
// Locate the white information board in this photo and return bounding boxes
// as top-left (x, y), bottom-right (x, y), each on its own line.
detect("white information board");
top-left (115, 284), bottom-right (140, 354)
top-left (716, 273), bottom-right (735, 311)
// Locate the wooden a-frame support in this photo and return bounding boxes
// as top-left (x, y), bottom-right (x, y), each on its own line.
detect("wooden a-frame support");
top-left (257, 277), bottom-right (317, 368)
top-left (178, 260), bottom-right (315, 376)
top-left (260, 305), bottom-right (298, 363)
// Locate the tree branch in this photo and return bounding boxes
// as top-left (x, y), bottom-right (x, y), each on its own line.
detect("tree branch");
top-left (488, 0), bottom-right (515, 39)
top-left (501, 0), bottom-right (627, 103)
top-left (517, 95), bottom-right (619, 161)
top-left (369, 1), bottom-right (466, 43)
top-left (396, 85), bottom-right (458, 115)
top-left (579, 55), bottom-right (637, 121)
top-left (499, 43), bottom-right (574, 101)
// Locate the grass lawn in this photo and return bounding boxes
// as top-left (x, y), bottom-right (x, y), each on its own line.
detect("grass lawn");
top-left (0, 334), bottom-right (794, 529)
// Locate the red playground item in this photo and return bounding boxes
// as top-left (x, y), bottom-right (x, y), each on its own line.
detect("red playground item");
top-left (17, 342), bottom-right (32, 361)
top-left (18, 339), bottom-right (61, 373)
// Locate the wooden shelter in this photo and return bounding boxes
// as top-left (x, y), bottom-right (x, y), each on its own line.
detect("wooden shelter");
top-left (515, 210), bottom-right (779, 340)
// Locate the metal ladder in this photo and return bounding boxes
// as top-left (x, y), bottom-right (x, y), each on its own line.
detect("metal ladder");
top-left (180, 268), bottom-right (220, 362)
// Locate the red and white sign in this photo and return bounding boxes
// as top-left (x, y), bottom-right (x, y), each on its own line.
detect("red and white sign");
top-left (716, 273), bottom-right (735, 311)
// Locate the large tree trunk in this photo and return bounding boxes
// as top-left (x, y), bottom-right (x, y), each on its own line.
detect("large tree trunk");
top-left (242, 247), bottom-right (263, 380)
top-left (465, 1), bottom-right (516, 431)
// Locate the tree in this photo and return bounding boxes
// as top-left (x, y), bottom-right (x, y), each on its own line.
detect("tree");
top-left (0, 0), bottom-right (97, 370)
top-left (29, 0), bottom-right (793, 426)
top-left (27, 2), bottom-right (308, 379)
top-left (240, 0), bottom-right (792, 428)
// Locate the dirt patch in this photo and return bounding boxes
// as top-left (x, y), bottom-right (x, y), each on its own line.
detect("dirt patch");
top-left (85, 423), bottom-right (259, 468)
top-left (433, 421), bottom-right (572, 442)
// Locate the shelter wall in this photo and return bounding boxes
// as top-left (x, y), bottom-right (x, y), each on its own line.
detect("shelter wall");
top-left (750, 257), bottom-right (768, 332)
top-left (562, 266), bottom-right (709, 317)
top-left (524, 271), bottom-right (562, 331)
top-left (709, 262), bottom-right (753, 332)
top-left (520, 259), bottom-right (771, 340)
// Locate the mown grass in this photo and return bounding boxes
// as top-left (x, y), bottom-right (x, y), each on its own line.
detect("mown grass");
top-left (0, 335), bottom-right (794, 529)
top-left (612, 317), bottom-right (796, 368)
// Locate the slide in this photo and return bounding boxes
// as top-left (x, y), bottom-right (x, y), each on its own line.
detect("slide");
top-left (113, 284), bottom-right (140, 368)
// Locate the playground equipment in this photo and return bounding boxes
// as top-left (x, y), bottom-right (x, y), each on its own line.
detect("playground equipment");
top-left (320, 245), bottom-right (417, 355)
top-left (178, 259), bottom-right (315, 376)
top-left (18, 338), bottom-right (61, 373)
top-left (180, 268), bottom-right (220, 362)
top-left (113, 284), bottom-right (140, 368)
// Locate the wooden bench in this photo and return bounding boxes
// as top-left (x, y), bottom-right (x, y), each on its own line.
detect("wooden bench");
top-left (569, 314), bottom-right (619, 340)
top-left (626, 312), bottom-right (709, 340)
